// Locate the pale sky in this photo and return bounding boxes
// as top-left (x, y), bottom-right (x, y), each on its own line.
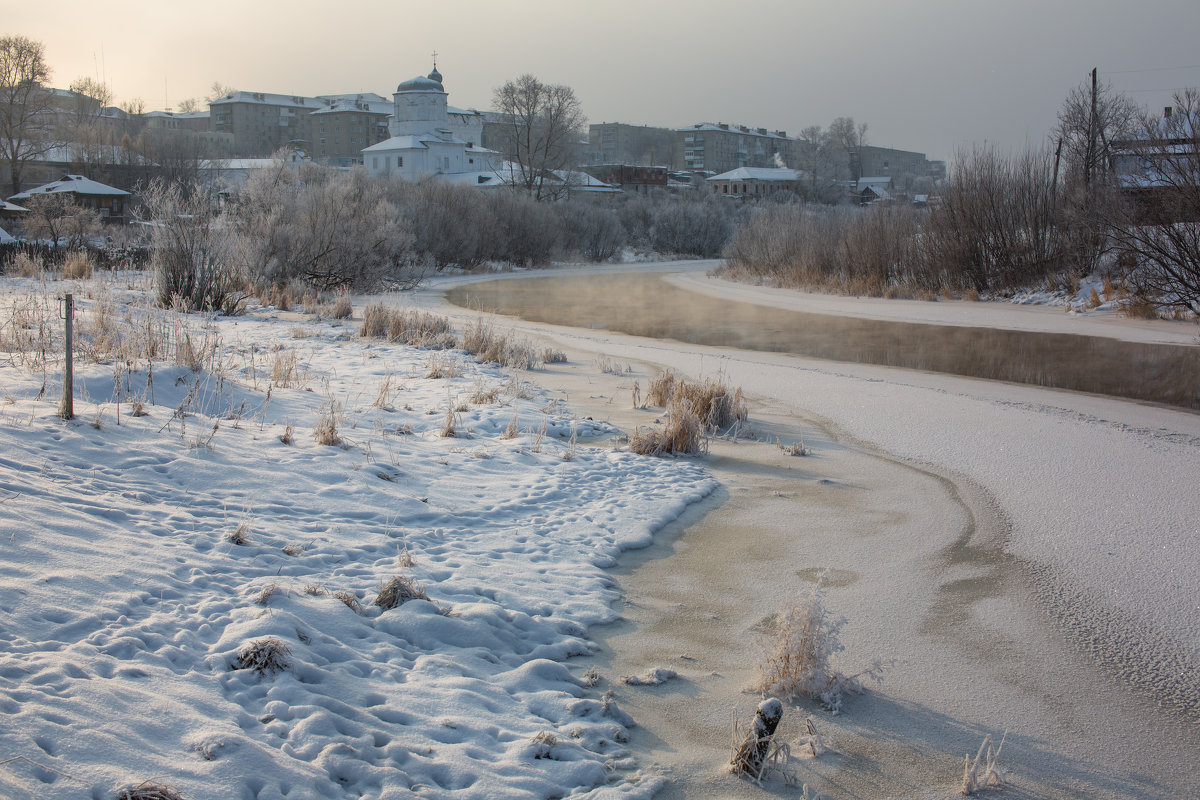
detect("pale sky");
top-left (7, 0), bottom-right (1200, 161)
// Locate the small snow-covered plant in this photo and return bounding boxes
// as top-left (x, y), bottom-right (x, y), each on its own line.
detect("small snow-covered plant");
top-left (255, 583), bottom-right (280, 605)
top-left (541, 348), bottom-right (566, 364)
top-left (117, 780), bottom-right (193, 800)
top-left (529, 730), bottom-right (558, 759)
top-left (313, 398), bottom-right (342, 446)
top-left (328, 291), bottom-right (353, 319)
top-left (282, 543), bottom-right (304, 556)
top-left (375, 575), bottom-right (428, 609)
top-left (730, 698), bottom-right (794, 786)
top-left (961, 731), bottom-right (1006, 794)
top-left (235, 637), bottom-right (291, 676)
top-left (440, 403), bottom-right (458, 438)
top-left (279, 422), bottom-right (294, 446)
top-left (334, 590), bottom-right (363, 614)
top-left (781, 440), bottom-right (808, 457)
top-left (501, 413), bottom-right (520, 440)
top-left (227, 520), bottom-right (251, 546)
top-left (582, 667), bottom-right (601, 687)
top-left (755, 579), bottom-right (884, 714)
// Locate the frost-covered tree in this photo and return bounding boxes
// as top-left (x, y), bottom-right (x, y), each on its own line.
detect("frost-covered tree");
top-left (0, 35), bottom-right (53, 196)
top-left (492, 74), bottom-right (586, 201)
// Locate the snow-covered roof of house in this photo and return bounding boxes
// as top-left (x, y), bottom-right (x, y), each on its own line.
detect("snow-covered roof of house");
top-left (707, 167), bottom-right (802, 182)
top-left (9, 174), bottom-right (131, 201)
top-left (1, 199), bottom-right (28, 213)
top-left (362, 134), bottom-right (468, 153)
top-left (30, 145), bottom-right (155, 167)
top-left (857, 177), bottom-right (893, 191)
top-left (312, 98), bottom-right (393, 116)
top-left (0, 225), bottom-right (15, 244)
top-left (677, 123), bottom-right (793, 141)
top-left (143, 110), bottom-right (210, 120)
top-left (210, 91), bottom-right (326, 109)
top-left (317, 93), bottom-right (389, 105)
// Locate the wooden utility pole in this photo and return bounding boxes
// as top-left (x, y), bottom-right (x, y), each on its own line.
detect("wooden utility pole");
top-left (58, 293), bottom-right (73, 420)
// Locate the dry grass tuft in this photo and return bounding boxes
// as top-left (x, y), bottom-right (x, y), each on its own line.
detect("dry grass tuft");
top-left (302, 584), bottom-right (327, 596)
top-left (235, 637), bottom-right (292, 676)
top-left (461, 317), bottom-right (536, 369)
top-left (255, 583), bottom-right (280, 605)
top-left (328, 292), bottom-right (353, 319)
top-left (281, 543), bottom-right (304, 556)
top-left (270, 347), bottom-right (302, 387)
top-left (469, 380), bottom-right (500, 405)
top-left (1122, 296), bottom-right (1160, 319)
top-left (440, 404), bottom-right (459, 438)
top-left (118, 780), bottom-right (193, 800)
top-left (360, 303), bottom-right (455, 347)
top-left (11, 251), bottom-right (44, 278)
top-left (313, 398), bottom-right (342, 446)
top-left (61, 250), bottom-right (93, 280)
top-left (629, 397), bottom-right (704, 456)
top-left (541, 348), bottom-right (567, 364)
top-left (780, 440), bottom-right (808, 457)
top-left (501, 413), bottom-right (520, 440)
top-left (227, 521), bottom-right (251, 546)
top-left (425, 352), bottom-right (459, 379)
top-left (375, 575), bottom-right (428, 609)
top-left (279, 423), bottom-right (294, 446)
top-left (334, 590), bottom-right (363, 614)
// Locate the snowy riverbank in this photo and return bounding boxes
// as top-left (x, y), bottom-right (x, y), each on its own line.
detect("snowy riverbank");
top-left (0, 274), bottom-right (714, 799)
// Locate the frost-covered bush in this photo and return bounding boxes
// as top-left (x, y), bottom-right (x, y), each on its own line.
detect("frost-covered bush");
top-left (755, 581), bottom-right (883, 714)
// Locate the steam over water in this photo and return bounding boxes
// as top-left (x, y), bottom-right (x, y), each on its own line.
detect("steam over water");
top-left (447, 273), bottom-right (1200, 410)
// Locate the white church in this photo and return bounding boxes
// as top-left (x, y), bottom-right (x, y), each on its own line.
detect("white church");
top-left (362, 64), bottom-right (499, 182)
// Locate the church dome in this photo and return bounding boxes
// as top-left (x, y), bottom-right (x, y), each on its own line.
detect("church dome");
top-left (428, 64), bottom-right (443, 84)
top-left (396, 75), bottom-right (444, 93)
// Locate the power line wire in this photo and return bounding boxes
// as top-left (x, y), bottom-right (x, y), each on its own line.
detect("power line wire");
top-left (1105, 64), bottom-right (1200, 75)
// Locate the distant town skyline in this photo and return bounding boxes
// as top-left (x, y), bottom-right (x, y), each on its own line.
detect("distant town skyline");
top-left (8, 0), bottom-right (1200, 162)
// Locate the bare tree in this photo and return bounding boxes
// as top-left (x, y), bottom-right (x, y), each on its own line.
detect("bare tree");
top-left (492, 74), bottom-right (586, 201)
top-left (1109, 89), bottom-right (1200, 314)
top-left (827, 116), bottom-right (868, 151)
top-left (1054, 71), bottom-right (1141, 272)
top-left (20, 194), bottom-right (102, 248)
top-left (176, 98), bottom-right (200, 113)
top-left (795, 125), bottom-right (850, 204)
top-left (0, 35), bottom-right (53, 196)
top-left (206, 82), bottom-right (236, 104)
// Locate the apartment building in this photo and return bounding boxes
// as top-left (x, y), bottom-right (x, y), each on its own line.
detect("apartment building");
top-left (849, 145), bottom-right (935, 188)
top-left (585, 123), bottom-right (676, 166)
top-left (209, 91), bottom-right (326, 157)
top-left (676, 123), bottom-right (797, 174)
top-left (310, 94), bottom-right (392, 164)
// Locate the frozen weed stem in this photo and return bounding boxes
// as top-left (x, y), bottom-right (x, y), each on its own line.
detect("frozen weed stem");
top-left (755, 580), bottom-right (884, 714)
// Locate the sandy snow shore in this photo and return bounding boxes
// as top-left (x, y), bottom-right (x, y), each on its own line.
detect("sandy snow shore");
top-left (420, 264), bottom-right (1200, 799)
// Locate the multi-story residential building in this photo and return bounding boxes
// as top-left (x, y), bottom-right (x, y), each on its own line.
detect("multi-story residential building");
top-left (849, 145), bottom-right (934, 188)
top-left (209, 91), bottom-right (326, 157)
top-left (675, 123), bottom-right (797, 174)
top-left (586, 123), bottom-right (676, 166)
top-left (310, 95), bottom-right (392, 164)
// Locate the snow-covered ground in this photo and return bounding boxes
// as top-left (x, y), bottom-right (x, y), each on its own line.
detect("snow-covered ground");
top-left (3, 262), bottom-right (1199, 798)
top-left (0, 274), bottom-right (714, 799)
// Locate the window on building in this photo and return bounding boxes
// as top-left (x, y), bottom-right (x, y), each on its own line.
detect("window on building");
top-left (397, 156), bottom-right (403, 167)
top-left (373, 157), bottom-right (378, 169)
top-left (444, 157), bottom-right (450, 170)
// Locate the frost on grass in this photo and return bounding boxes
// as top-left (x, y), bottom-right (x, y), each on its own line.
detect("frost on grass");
top-left (116, 781), bottom-right (192, 800)
top-left (754, 579), bottom-right (884, 714)
top-left (961, 731), bottom-right (1006, 795)
top-left (374, 575), bottom-right (428, 609)
top-left (234, 637), bottom-right (291, 677)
